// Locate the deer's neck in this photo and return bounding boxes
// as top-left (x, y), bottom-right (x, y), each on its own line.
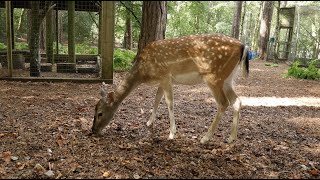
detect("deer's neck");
top-left (113, 70), bottom-right (140, 108)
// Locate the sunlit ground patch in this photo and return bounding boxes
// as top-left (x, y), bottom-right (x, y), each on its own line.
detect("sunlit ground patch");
top-left (240, 96), bottom-right (320, 107)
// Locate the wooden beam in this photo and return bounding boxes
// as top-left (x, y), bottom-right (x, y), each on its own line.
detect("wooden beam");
top-left (101, 1), bottom-right (114, 80)
top-left (0, 77), bottom-right (113, 84)
top-left (6, 1), bottom-right (13, 77)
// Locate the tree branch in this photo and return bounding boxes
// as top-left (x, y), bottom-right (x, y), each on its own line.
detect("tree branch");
top-left (120, 1), bottom-right (141, 27)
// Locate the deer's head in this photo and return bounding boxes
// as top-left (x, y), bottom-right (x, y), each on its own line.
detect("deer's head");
top-left (91, 82), bottom-right (116, 135)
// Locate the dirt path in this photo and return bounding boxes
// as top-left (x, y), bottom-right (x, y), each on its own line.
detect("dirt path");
top-left (0, 60), bottom-right (319, 179)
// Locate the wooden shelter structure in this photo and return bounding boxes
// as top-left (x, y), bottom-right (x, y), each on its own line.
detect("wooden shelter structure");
top-left (268, 5), bottom-right (320, 64)
top-left (0, 1), bottom-right (114, 83)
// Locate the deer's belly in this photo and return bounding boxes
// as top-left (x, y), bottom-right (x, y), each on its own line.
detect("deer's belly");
top-left (172, 72), bottom-right (203, 85)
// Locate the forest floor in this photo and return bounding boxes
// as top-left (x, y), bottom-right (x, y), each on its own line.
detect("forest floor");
top-left (0, 60), bottom-right (319, 179)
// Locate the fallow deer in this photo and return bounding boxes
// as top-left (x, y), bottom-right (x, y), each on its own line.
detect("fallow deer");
top-left (92, 33), bottom-right (249, 144)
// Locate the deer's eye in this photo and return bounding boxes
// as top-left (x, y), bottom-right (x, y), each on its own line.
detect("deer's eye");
top-left (98, 113), bottom-right (103, 117)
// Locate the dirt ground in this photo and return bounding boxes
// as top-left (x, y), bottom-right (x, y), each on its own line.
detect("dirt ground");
top-left (0, 60), bottom-right (319, 179)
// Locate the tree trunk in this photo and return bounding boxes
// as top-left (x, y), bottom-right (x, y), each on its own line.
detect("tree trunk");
top-left (68, 1), bottom-right (75, 63)
top-left (40, 21), bottom-right (46, 52)
top-left (124, 1), bottom-right (133, 50)
top-left (27, 9), bottom-right (32, 47)
top-left (252, 1), bottom-right (263, 52)
top-left (29, 1), bottom-right (42, 77)
top-left (17, 9), bottom-right (25, 33)
top-left (240, 1), bottom-right (247, 42)
top-left (258, 1), bottom-right (274, 61)
top-left (231, 1), bottom-right (242, 39)
top-left (247, 12), bottom-right (253, 46)
top-left (29, 1), bottom-right (54, 77)
top-left (273, 1), bottom-right (280, 63)
top-left (136, 1), bottom-right (167, 58)
top-left (98, 9), bottom-right (101, 54)
top-left (58, 10), bottom-right (63, 44)
top-left (46, 9), bottom-right (54, 63)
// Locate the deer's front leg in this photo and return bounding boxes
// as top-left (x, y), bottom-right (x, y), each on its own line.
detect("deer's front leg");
top-left (147, 86), bottom-right (164, 127)
top-left (161, 78), bottom-right (176, 140)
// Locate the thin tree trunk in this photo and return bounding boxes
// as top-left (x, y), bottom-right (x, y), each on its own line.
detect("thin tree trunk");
top-left (231, 1), bottom-right (242, 39)
top-left (258, 1), bottom-right (274, 61)
top-left (17, 9), bottom-right (25, 33)
top-left (40, 21), bottom-right (46, 52)
top-left (136, 1), bottom-right (167, 58)
top-left (68, 1), bottom-right (75, 63)
top-left (58, 11), bottom-right (63, 44)
top-left (240, 1), bottom-right (247, 41)
top-left (252, 1), bottom-right (263, 52)
top-left (46, 9), bottom-right (54, 63)
top-left (124, 1), bottom-right (133, 50)
top-left (27, 9), bottom-right (32, 47)
top-left (273, 1), bottom-right (280, 63)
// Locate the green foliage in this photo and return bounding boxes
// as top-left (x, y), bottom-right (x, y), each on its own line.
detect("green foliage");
top-left (166, 1), bottom-right (234, 38)
top-left (113, 48), bottom-right (136, 71)
top-left (287, 60), bottom-right (320, 80)
top-left (53, 43), bottom-right (98, 55)
top-left (0, 43), bottom-right (6, 50)
top-left (15, 42), bottom-right (29, 50)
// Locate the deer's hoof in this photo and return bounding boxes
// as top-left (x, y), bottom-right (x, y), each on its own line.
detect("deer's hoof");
top-left (168, 133), bottom-right (175, 140)
top-left (226, 136), bottom-right (237, 144)
top-left (200, 136), bottom-right (210, 144)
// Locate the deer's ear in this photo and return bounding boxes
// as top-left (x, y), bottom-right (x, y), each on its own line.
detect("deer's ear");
top-left (107, 92), bottom-right (115, 105)
top-left (100, 82), bottom-right (108, 97)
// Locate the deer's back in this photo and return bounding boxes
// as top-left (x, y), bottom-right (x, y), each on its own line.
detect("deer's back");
top-left (136, 34), bottom-right (244, 84)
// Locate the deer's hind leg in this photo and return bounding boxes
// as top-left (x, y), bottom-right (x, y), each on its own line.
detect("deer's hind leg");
top-left (201, 76), bottom-right (230, 144)
top-left (223, 82), bottom-right (241, 143)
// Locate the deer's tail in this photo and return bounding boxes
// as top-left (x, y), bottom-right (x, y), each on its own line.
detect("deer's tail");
top-left (240, 45), bottom-right (250, 78)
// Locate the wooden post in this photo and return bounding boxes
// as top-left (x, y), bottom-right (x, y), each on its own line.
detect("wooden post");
top-left (68, 1), bottom-right (75, 63)
top-left (101, 1), bottom-right (114, 80)
top-left (6, 1), bottom-right (13, 77)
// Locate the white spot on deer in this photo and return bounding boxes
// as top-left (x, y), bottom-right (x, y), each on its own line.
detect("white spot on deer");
top-left (215, 42), bottom-right (219, 46)
top-left (219, 55), bottom-right (222, 59)
top-left (225, 52), bottom-right (228, 56)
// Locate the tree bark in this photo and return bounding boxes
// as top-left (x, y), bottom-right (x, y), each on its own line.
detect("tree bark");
top-left (231, 1), bottom-right (242, 39)
top-left (124, 1), bottom-right (133, 50)
top-left (29, 1), bottom-right (42, 77)
top-left (68, 1), bottom-right (75, 63)
top-left (258, 1), bottom-right (274, 61)
top-left (40, 21), bottom-right (46, 52)
top-left (252, 1), bottom-right (263, 52)
top-left (136, 1), bottom-right (167, 58)
top-left (29, 1), bottom-right (54, 77)
top-left (46, 9), bottom-right (54, 63)
top-left (240, 1), bottom-right (247, 42)
top-left (273, 1), bottom-right (280, 63)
